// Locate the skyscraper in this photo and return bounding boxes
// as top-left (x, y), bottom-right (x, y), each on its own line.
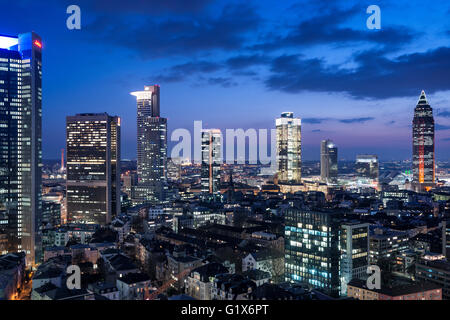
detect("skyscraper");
top-left (131, 85), bottom-right (167, 203)
top-left (201, 129), bottom-right (222, 197)
top-left (412, 90), bottom-right (435, 191)
top-left (0, 33), bottom-right (42, 265)
top-left (276, 112), bottom-right (301, 184)
top-left (320, 139), bottom-right (338, 184)
top-left (66, 113), bottom-right (121, 225)
top-left (355, 154), bottom-right (379, 185)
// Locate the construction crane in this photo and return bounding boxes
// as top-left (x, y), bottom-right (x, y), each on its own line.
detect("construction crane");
top-left (146, 268), bottom-right (193, 300)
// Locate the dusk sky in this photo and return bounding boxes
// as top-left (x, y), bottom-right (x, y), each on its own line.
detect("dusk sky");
top-left (1, 0), bottom-right (450, 161)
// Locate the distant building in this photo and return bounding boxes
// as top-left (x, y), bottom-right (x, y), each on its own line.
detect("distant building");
top-left (320, 139), bottom-right (338, 184)
top-left (186, 263), bottom-right (229, 300)
top-left (369, 227), bottom-right (409, 266)
top-left (201, 129), bottom-right (222, 197)
top-left (416, 257), bottom-right (450, 299)
top-left (347, 278), bottom-right (441, 300)
top-left (116, 272), bottom-right (151, 300)
top-left (66, 113), bottom-right (121, 225)
top-left (412, 90), bottom-right (435, 192)
top-left (355, 155), bottom-right (379, 185)
top-left (276, 112), bottom-right (301, 184)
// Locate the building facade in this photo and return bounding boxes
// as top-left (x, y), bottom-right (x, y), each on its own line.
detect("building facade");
top-left (276, 112), bottom-right (301, 184)
top-left (284, 209), bottom-right (341, 297)
top-left (412, 90), bottom-right (435, 191)
top-left (320, 139), bottom-right (338, 184)
top-left (131, 85), bottom-right (167, 203)
top-left (355, 154), bottom-right (379, 185)
top-left (66, 113), bottom-right (121, 225)
top-left (340, 222), bottom-right (369, 295)
top-left (201, 129), bottom-right (222, 197)
top-left (0, 33), bottom-right (43, 265)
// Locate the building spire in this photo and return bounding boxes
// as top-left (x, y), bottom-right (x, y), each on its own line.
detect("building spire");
top-left (418, 90), bottom-right (428, 105)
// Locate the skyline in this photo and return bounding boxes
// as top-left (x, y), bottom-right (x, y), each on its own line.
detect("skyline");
top-left (1, 0), bottom-right (450, 161)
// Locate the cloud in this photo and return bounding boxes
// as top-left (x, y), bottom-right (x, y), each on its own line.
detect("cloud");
top-left (155, 61), bottom-right (223, 82)
top-left (85, 4), bottom-right (262, 58)
top-left (225, 54), bottom-right (270, 70)
top-left (303, 118), bottom-right (329, 124)
top-left (265, 47), bottom-right (450, 99)
top-left (251, 5), bottom-right (417, 52)
top-left (339, 117), bottom-right (375, 124)
top-left (436, 123), bottom-right (450, 130)
top-left (437, 109), bottom-right (450, 118)
top-left (75, 0), bottom-right (213, 14)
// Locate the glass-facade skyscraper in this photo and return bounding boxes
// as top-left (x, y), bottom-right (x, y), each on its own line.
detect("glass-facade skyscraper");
top-left (276, 112), bottom-right (301, 184)
top-left (0, 32), bottom-right (42, 266)
top-left (131, 85), bottom-right (167, 203)
top-left (412, 90), bottom-right (435, 191)
top-left (320, 139), bottom-right (338, 184)
top-left (66, 113), bottom-right (121, 225)
top-left (201, 129), bottom-right (222, 197)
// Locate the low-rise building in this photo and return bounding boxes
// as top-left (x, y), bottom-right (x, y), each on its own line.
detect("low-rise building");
top-left (347, 279), bottom-right (442, 300)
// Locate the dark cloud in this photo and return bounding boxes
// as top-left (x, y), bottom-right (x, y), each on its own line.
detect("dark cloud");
top-left (206, 77), bottom-right (237, 88)
top-left (265, 47), bottom-right (450, 99)
top-left (339, 117), bottom-right (374, 123)
top-left (155, 61), bottom-right (223, 82)
top-left (436, 123), bottom-right (450, 130)
top-left (251, 5), bottom-right (416, 51)
top-left (226, 54), bottom-right (270, 70)
top-left (74, 0), bottom-right (213, 14)
top-left (303, 118), bottom-right (328, 124)
top-left (437, 109), bottom-right (450, 118)
top-left (85, 4), bottom-right (262, 58)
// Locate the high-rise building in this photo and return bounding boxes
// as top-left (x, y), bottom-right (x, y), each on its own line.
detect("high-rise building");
top-left (131, 85), bottom-right (167, 203)
top-left (412, 90), bottom-right (435, 191)
top-left (201, 129), bottom-right (222, 197)
top-left (285, 209), bottom-right (370, 297)
top-left (66, 113), bottom-right (121, 225)
top-left (284, 209), bottom-right (341, 297)
top-left (320, 139), bottom-right (338, 184)
top-left (340, 222), bottom-right (369, 295)
top-left (0, 33), bottom-right (43, 265)
top-left (276, 112), bottom-right (301, 184)
top-left (355, 155), bottom-right (379, 185)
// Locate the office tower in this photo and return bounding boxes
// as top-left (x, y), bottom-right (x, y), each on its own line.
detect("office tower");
top-left (340, 222), bottom-right (369, 295)
top-left (276, 112), bottom-right (302, 184)
top-left (320, 139), bottom-right (338, 184)
top-left (412, 90), bottom-right (435, 191)
top-left (0, 33), bottom-right (42, 265)
top-left (355, 155), bottom-right (379, 184)
top-left (201, 129), bottom-right (222, 197)
top-left (130, 85), bottom-right (167, 203)
top-left (167, 158), bottom-right (181, 182)
top-left (284, 209), bottom-right (341, 297)
top-left (66, 113), bottom-right (121, 225)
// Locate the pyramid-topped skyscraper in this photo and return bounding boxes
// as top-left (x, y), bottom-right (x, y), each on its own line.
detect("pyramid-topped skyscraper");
top-left (412, 90), bottom-right (435, 191)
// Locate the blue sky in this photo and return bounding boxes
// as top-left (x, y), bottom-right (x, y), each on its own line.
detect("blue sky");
top-left (1, 0), bottom-right (450, 160)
